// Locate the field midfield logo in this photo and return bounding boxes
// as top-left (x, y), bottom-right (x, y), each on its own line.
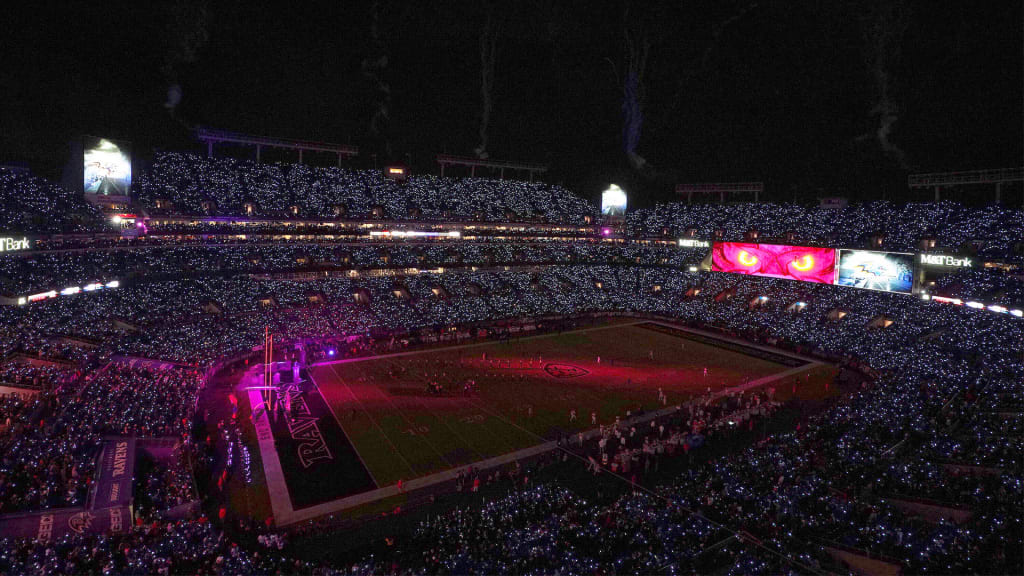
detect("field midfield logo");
top-left (544, 363), bottom-right (590, 379)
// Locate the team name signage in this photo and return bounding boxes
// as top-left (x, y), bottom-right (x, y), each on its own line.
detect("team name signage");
top-left (0, 237), bottom-right (30, 252)
top-left (679, 239), bottom-right (710, 248)
top-left (919, 254), bottom-right (972, 268)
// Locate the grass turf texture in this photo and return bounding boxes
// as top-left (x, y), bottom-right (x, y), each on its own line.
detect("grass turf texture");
top-left (310, 323), bottom-right (814, 488)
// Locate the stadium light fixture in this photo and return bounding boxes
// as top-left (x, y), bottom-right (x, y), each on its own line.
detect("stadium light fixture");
top-left (965, 301), bottom-right (985, 309)
top-left (1010, 309), bottom-right (1023, 318)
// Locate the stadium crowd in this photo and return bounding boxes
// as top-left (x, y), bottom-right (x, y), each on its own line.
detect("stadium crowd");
top-left (0, 168), bottom-right (105, 234)
top-left (0, 363), bottom-right (201, 514)
top-left (627, 200), bottom-right (1023, 259)
top-left (0, 241), bottom-right (695, 296)
top-left (136, 152), bottom-right (596, 224)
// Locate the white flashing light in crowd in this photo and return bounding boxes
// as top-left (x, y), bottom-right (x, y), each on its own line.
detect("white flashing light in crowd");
top-left (988, 305), bottom-right (1007, 313)
top-left (106, 280), bottom-right (120, 288)
top-left (1011, 309), bottom-right (1023, 317)
top-left (965, 301), bottom-right (985, 309)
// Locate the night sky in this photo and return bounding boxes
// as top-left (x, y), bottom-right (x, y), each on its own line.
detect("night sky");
top-left (2, 0), bottom-right (1020, 206)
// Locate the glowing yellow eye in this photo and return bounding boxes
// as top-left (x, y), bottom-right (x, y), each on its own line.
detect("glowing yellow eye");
top-left (738, 251), bottom-right (758, 266)
top-left (792, 255), bottom-right (814, 271)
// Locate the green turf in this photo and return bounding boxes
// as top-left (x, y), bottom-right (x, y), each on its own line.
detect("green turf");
top-left (310, 322), bottom-right (802, 486)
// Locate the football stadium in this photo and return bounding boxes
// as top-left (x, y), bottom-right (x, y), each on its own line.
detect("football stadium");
top-left (0, 3), bottom-right (1021, 575)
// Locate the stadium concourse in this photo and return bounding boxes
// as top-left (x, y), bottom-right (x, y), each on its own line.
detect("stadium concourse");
top-left (0, 159), bottom-right (1020, 575)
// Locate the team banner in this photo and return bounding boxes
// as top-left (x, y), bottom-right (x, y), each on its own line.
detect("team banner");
top-left (711, 242), bottom-right (836, 284)
top-left (0, 506), bottom-right (130, 540)
top-left (836, 250), bottom-right (914, 294)
top-left (90, 437), bottom-right (135, 510)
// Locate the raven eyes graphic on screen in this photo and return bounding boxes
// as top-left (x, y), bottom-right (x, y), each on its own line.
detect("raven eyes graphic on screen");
top-left (713, 243), bottom-right (836, 284)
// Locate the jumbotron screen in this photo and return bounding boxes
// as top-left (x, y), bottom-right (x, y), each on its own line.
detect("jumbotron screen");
top-left (601, 184), bottom-right (627, 216)
top-left (83, 137), bottom-right (131, 196)
top-left (711, 242), bottom-right (836, 284)
top-left (836, 249), bottom-right (914, 294)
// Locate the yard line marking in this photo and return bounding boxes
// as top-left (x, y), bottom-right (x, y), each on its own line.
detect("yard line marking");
top-left (382, 357), bottom-right (488, 463)
top-left (306, 368), bottom-right (380, 487)
top-left (393, 354), bottom-right (528, 453)
top-left (409, 395), bottom-right (486, 463)
top-left (326, 363), bottom-right (418, 477)
top-left (365, 368), bottom-right (457, 471)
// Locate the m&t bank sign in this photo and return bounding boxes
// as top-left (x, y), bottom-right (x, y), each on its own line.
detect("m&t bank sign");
top-left (0, 237), bottom-right (31, 252)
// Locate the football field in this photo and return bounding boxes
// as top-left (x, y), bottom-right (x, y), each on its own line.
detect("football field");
top-left (308, 321), bottom-right (820, 489)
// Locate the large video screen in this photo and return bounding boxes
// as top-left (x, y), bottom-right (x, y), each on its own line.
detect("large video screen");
top-left (836, 250), bottom-right (914, 294)
top-left (712, 242), bottom-right (836, 284)
top-left (601, 184), bottom-right (627, 216)
top-left (83, 137), bottom-right (131, 196)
